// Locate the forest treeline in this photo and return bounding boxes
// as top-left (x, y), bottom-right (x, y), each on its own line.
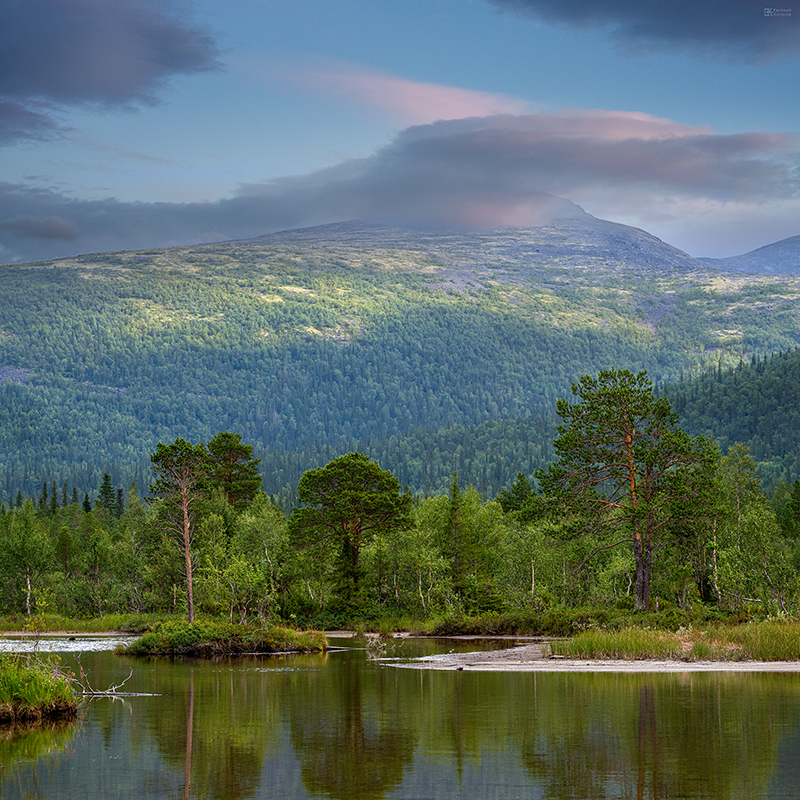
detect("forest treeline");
top-left (1, 229), bottom-right (800, 503)
top-left (2, 368), bottom-right (799, 625)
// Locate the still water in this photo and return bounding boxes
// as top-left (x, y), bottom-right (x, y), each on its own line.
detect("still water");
top-left (4, 636), bottom-right (800, 799)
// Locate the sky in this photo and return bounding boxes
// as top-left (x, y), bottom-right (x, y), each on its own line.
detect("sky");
top-left (2, 0), bottom-right (800, 264)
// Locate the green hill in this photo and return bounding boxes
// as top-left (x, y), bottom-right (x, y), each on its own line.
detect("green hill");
top-left (1, 219), bottom-right (799, 503)
top-left (665, 348), bottom-right (800, 489)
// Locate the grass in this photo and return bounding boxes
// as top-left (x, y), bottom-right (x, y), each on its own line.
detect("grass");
top-left (548, 620), bottom-right (800, 662)
top-left (118, 619), bottom-right (327, 657)
top-left (0, 613), bottom-right (165, 634)
top-left (0, 654), bottom-right (77, 723)
top-left (697, 621), bottom-right (800, 661)
top-left (549, 628), bottom-right (683, 660)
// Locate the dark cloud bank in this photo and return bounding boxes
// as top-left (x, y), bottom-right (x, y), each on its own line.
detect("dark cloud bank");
top-left (0, 0), bottom-right (221, 143)
top-left (2, 113), bottom-right (800, 263)
top-left (489, 0), bottom-right (800, 63)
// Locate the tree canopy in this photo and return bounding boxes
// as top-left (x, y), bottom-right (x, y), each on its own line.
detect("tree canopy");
top-left (538, 369), bottom-right (715, 611)
top-left (289, 453), bottom-right (412, 606)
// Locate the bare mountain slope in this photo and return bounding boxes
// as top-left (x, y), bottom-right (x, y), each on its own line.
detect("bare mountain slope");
top-left (701, 234), bottom-right (800, 275)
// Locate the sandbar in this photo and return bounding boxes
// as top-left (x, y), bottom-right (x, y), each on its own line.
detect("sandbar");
top-left (385, 643), bottom-right (800, 672)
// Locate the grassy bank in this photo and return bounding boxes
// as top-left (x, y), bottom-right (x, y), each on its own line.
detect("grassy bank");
top-left (118, 620), bottom-right (327, 657)
top-left (0, 654), bottom-right (77, 723)
top-left (548, 620), bottom-right (800, 661)
top-left (303, 603), bottom-right (735, 638)
top-left (0, 613), bottom-right (165, 634)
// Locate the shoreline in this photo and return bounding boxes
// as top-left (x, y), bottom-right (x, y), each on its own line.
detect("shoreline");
top-left (386, 643), bottom-right (800, 672)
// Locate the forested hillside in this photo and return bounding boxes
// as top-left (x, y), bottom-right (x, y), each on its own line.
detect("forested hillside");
top-left (1, 219), bottom-right (799, 503)
top-left (666, 348), bottom-right (800, 489)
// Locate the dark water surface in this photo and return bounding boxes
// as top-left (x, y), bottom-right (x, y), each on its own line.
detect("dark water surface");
top-left (4, 637), bottom-right (800, 799)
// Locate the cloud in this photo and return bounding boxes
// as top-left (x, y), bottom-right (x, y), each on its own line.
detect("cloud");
top-left (0, 215), bottom-right (78, 241)
top-left (2, 110), bottom-right (800, 262)
top-left (488, 0), bottom-right (800, 63)
top-left (0, 0), bottom-right (221, 142)
top-left (270, 58), bottom-right (530, 125)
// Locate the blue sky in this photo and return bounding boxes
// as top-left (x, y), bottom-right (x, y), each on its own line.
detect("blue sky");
top-left (2, 0), bottom-right (800, 263)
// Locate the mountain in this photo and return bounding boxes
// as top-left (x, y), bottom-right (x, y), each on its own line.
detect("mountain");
top-left (1, 217), bottom-right (799, 504)
top-left (252, 215), bottom-right (705, 274)
top-left (702, 233), bottom-right (800, 275)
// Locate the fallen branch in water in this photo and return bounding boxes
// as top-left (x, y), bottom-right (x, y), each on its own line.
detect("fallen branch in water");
top-left (71, 653), bottom-right (134, 697)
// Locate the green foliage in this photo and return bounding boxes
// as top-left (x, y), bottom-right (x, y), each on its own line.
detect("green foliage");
top-left (290, 453), bottom-right (412, 607)
top-left (538, 368), bottom-right (715, 610)
top-left (0, 654), bottom-right (76, 722)
top-left (667, 347), bottom-right (800, 488)
top-left (120, 619), bottom-right (326, 656)
top-left (205, 431), bottom-right (262, 510)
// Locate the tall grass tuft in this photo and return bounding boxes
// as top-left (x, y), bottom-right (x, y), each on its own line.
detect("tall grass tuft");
top-left (0, 654), bottom-right (77, 722)
top-left (549, 628), bottom-right (682, 660)
top-left (707, 621), bottom-right (800, 661)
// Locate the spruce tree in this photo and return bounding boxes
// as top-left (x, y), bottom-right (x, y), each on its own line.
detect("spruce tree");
top-left (98, 473), bottom-right (116, 516)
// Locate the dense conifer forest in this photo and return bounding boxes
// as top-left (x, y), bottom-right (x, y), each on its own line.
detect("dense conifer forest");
top-left (1, 222), bottom-right (799, 504)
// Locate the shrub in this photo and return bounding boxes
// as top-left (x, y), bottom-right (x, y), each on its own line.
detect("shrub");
top-left (119, 620), bottom-right (327, 657)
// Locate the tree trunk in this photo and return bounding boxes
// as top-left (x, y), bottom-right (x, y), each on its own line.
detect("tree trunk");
top-left (182, 486), bottom-right (194, 624)
top-left (633, 523), bottom-right (651, 612)
top-left (25, 568), bottom-right (32, 616)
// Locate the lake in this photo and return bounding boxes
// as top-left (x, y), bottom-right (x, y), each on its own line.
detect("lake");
top-left (4, 636), bottom-right (800, 799)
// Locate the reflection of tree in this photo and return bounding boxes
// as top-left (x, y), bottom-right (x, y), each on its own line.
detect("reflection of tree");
top-left (516, 672), bottom-right (800, 800)
top-left (184, 668), bottom-right (194, 800)
top-left (142, 656), bottom-right (283, 800)
top-left (288, 655), bottom-right (415, 800)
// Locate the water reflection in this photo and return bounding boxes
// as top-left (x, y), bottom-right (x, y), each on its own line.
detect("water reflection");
top-left (517, 671), bottom-right (800, 800)
top-left (288, 658), bottom-right (414, 799)
top-left (1, 642), bottom-right (800, 799)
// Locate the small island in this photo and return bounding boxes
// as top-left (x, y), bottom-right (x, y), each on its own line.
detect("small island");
top-left (117, 620), bottom-right (327, 658)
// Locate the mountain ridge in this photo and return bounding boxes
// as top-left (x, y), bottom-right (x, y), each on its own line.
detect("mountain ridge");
top-left (701, 233), bottom-right (800, 275)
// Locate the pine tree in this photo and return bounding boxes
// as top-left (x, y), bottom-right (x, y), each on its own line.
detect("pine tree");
top-left (205, 431), bottom-right (262, 511)
top-left (49, 480), bottom-right (59, 516)
top-left (98, 473), bottom-right (116, 516)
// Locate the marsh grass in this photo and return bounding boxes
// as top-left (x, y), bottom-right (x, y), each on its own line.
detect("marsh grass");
top-left (703, 621), bottom-right (800, 661)
top-left (119, 620), bottom-right (327, 657)
top-left (550, 620), bottom-right (800, 662)
top-left (0, 613), bottom-right (163, 634)
top-left (549, 628), bottom-right (682, 660)
top-left (0, 654), bottom-right (76, 722)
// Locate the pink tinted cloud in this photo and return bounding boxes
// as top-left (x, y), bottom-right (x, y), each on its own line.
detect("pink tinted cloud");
top-left (273, 59), bottom-right (530, 125)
